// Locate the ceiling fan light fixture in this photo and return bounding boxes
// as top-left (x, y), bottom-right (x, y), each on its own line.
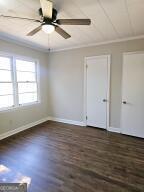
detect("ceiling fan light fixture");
top-left (42, 24), bottom-right (55, 34)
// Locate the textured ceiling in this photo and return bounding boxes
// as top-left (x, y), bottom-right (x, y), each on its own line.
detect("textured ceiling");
top-left (0, 0), bottom-right (144, 51)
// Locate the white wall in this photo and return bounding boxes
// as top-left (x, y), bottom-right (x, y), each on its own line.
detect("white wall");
top-left (0, 39), bottom-right (48, 135)
top-left (48, 38), bottom-right (144, 129)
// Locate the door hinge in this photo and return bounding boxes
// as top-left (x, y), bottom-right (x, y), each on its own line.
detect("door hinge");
top-left (86, 116), bottom-right (88, 120)
top-left (86, 64), bottom-right (88, 69)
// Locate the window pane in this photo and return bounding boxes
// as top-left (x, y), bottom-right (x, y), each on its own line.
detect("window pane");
top-left (18, 83), bottom-right (37, 93)
top-left (0, 95), bottom-right (13, 108)
top-left (17, 71), bottom-right (36, 82)
top-left (16, 59), bottom-right (36, 72)
top-left (19, 93), bottom-right (37, 104)
top-left (0, 83), bottom-right (13, 95)
top-left (0, 57), bottom-right (11, 70)
top-left (0, 70), bottom-right (12, 82)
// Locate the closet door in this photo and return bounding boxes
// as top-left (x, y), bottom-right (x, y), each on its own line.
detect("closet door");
top-left (86, 55), bottom-right (110, 129)
top-left (121, 53), bottom-right (144, 138)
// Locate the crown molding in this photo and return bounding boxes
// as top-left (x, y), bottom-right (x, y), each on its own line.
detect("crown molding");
top-left (0, 32), bottom-right (48, 53)
top-left (51, 35), bottom-right (144, 53)
top-left (0, 32), bottom-right (144, 53)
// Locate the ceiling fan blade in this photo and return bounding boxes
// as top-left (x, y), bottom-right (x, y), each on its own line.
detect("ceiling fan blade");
top-left (55, 26), bottom-right (71, 39)
top-left (0, 15), bottom-right (41, 22)
top-left (27, 26), bottom-right (42, 36)
top-left (56, 19), bottom-right (91, 25)
top-left (40, 0), bottom-right (53, 18)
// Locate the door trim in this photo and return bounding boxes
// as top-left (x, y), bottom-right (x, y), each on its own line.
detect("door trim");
top-left (84, 55), bottom-right (111, 130)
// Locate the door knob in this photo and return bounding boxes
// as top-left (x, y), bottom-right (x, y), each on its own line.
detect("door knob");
top-left (122, 101), bottom-right (127, 104)
top-left (103, 99), bottom-right (107, 102)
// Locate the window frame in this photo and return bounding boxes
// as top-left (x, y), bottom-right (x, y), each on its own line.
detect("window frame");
top-left (0, 52), bottom-right (40, 112)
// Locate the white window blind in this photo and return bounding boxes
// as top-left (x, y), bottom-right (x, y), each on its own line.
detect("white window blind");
top-left (16, 59), bottom-right (38, 105)
top-left (0, 55), bottom-right (39, 111)
top-left (0, 56), bottom-right (14, 109)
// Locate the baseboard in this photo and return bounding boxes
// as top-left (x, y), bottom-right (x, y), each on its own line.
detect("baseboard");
top-left (0, 117), bottom-right (49, 140)
top-left (0, 117), bottom-right (121, 141)
top-left (108, 127), bottom-right (121, 133)
top-left (48, 116), bottom-right (85, 126)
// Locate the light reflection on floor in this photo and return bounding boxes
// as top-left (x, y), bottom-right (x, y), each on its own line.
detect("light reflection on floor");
top-left (0, 164), bottom-right (31, 187)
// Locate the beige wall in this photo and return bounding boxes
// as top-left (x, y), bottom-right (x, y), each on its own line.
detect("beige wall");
top-left (0, 39), bottom-right (48, 135)
top-left (48, 38), bottom-right (144, 128)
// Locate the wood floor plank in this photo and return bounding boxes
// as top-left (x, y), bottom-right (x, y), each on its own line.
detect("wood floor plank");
top-left (0, 121), bottom-right (144, 192)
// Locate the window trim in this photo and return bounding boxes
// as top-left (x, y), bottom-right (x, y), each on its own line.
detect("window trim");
top-left (0, 52), bottom-right (40, 112)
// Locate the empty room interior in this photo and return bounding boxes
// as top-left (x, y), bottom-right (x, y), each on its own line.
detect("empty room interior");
top-left (0, 0), bottom-right (144, 191)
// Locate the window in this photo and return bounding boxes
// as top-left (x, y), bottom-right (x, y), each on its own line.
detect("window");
top-left (0, 55), bottom-right (39, 111)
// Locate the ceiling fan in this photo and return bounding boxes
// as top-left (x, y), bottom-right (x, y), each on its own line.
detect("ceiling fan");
top-left (0, 0), bottom-right (91, 39)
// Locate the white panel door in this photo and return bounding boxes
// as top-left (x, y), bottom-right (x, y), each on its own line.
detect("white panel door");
top-left (86, 56), bottom-right (110, 129)
top-left (121, 53), bottom-right (144, 138)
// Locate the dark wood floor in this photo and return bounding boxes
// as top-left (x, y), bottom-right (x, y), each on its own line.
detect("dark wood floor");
top-left (0, 121), bottom-right (144, 192)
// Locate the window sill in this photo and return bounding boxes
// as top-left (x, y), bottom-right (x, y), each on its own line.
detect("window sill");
top-left (0, 101), bottom-right (40, 113)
